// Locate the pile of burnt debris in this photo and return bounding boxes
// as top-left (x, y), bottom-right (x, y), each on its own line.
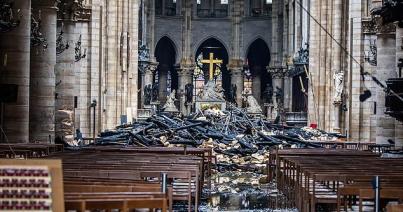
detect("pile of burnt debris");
top-left (85, 106), bottom-right (344, 172)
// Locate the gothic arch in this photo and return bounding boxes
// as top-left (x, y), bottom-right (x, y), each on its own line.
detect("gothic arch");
top-left (194, 35), bottom-right (230, 58)
top-left (155, 36), bottom-right (178, 103)
top-left (245, 37), bottom-right (271, 104)
top-left (245, 36), bottom-right (271, 61)
top-left (155, 35), bottom-right (178, 62)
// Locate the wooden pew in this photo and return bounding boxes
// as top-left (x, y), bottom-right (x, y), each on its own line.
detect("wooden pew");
top-left (46, 147), bottom-right (206, 212)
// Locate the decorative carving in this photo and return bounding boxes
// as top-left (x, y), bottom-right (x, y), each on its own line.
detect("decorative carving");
top-left (31, 12), bottom-right (48, 50)
top-left (138, 42), bottom-right (150, 62)
top-left (333, 72), bottom-right (344, 103)
top-left (197, 80), bottom-right (225, 101)
top-left (58, 0), bottom-right (85, 21)
top-left (364, 39), bottom-right (377, 66)
top-left (362, 18), bottom-right (377, 34)
top-left (56, 25), bottom-right (69, 55)
top-left (0, 0), bottom-right (21, 33)
top-left (163, 90), bottom-right (179, 112)
top-left (289, 43), bottom-right (309, 77)
top-left (244, 95), bottom-right (262, 114)
top-left (75, 34), bottom-right (86, 62)
top-left (293, 43), bottom-right (309, 65)
top-left (268, 67), bottom-right (288, 79)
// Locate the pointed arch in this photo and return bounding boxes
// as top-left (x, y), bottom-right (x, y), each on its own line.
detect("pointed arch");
top-left (194, 35), bottom-right (230, 58)
top-left (155, 36), bottom-right (178, 103)
top-left (245, 37), bottom-right (271, 65)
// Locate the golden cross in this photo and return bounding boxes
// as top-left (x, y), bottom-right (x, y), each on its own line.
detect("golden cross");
top-left (201, 52), bottom-right (223, 81)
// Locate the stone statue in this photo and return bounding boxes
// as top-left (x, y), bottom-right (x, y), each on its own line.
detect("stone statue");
top-left (245, 95), bottom-right (263, 114)
top-left (264, 84), bottom-right (273, 104)
top-left (229, 84), bottom-right (237, 104)
top-left (197, 80), bottom-right (225, 101)
top-left (185, 83), bottom-right (193, 104)
top-left (333, 72), bottom-right (344, 102)
top-left (144, 84), bottom-right (152, 105)
top-left (151, 83), bottom-right (159, 102)
top-left (163, 90), bottom-right (179, 112)
top-left (274, 86), bottom-right (284, 106)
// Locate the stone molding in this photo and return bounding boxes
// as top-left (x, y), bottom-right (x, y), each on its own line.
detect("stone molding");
top-left (267, 66), bottom-right (288, 79)
top-left (57, 0), bottom-right (91, 22)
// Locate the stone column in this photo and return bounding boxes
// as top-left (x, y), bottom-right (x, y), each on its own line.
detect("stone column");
top-left (229, 64), bottom-right (244, 106)
top-left (158, 64), bottom-right (169, 103)
top-left (0, 0), bottom-right (31, 143)
top-left (140, 62), bottom-right (157, 108)
top-left (177, 64), bottom-right (193, 115)
top-left (55, 21), bottom-right (76, 142)
top-left (376, 29), bottom-right (396, 144)
top-left (146, 0), bottom-right (156, 58)
top-left (30, 0), bottom-right (58, 143)
top-left (268, 68), bottom-right (286, 118)
top-left (251, 66), bottom-right (262, 103)
top-left (395, 26), bottom-right (403, 147)
top-left (331, 0), bottom-right (343, 133)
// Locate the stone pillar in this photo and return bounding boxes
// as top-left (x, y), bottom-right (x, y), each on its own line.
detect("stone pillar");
top-left (395, 27), bottom-right (403, 147)
top-left (140, 62), bottom-right (157, 108)
top-left (177, 64), bottom-right (193, 115)
top-left (158, 65), bottom-right (169, 103)
top-left (30, 1), bottom-right (58, 143)
top-left (268, 68), bottom-right (286, 118)
top-left (55, 21), bottom-right (76, 142)
top-left (331, 0), bottom-right (343, 133)
top-left (229, 65), bottom-right (244, 106)
top-left (0, 0), bottom-right (31, 143)
top-left (376, 32), bottom-right (396, 144)
top-left (251, 66), bottom-right (262, 103)
top-left (146, 0), bottom-right (156, 58)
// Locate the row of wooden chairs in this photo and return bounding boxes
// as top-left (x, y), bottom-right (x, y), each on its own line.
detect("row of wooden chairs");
top-left (46, 147), bottom-right (212, 212)
top-left (0, 143), bottom-right (63, 158)
top-left (268, 148), bottom-right (403, 212)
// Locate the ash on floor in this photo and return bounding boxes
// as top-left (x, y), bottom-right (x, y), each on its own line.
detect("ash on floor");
top-left (198, 172), bottom-right (298, 212)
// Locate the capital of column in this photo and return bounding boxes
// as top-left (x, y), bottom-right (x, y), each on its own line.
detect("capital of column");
top-left (177, 68), bottom-right (194, 78)
top-left (57, 0), bottom-right (91, 22)
top-left (177, 61), bottom-right (194, 77)
top-left (267, 66), bottom-right (288, 79)
top-left (146, 61), bottom-right (158, 73)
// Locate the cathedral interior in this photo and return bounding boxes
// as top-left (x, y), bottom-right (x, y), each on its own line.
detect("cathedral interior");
top-left (0, 0), bottom-right (403, 211)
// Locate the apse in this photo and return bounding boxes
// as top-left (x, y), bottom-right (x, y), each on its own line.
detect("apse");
top-left (155, 36), bottom-right (177, 103)
top-left (246, 38), bottom-right (271, 103)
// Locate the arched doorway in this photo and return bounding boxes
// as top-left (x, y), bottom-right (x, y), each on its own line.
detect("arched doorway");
top-left (246, 38), bottom-right (271, 104)
top-left (194, 38), bottom-right (230, 99)
top-left (155, 36), bottom-right (177, 103)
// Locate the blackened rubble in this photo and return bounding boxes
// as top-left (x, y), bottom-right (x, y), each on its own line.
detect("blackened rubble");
top-left (78, 105), bottom-right (344, 171)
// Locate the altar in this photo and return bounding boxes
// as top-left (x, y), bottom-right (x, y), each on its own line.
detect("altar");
top-left (195, 81), bottom-right (226, 111)
top-left (195, 52), bottom-right (227, 111)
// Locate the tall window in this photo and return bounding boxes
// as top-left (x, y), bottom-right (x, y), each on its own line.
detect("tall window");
top-left (197, 0), bottom-right (229, 18)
